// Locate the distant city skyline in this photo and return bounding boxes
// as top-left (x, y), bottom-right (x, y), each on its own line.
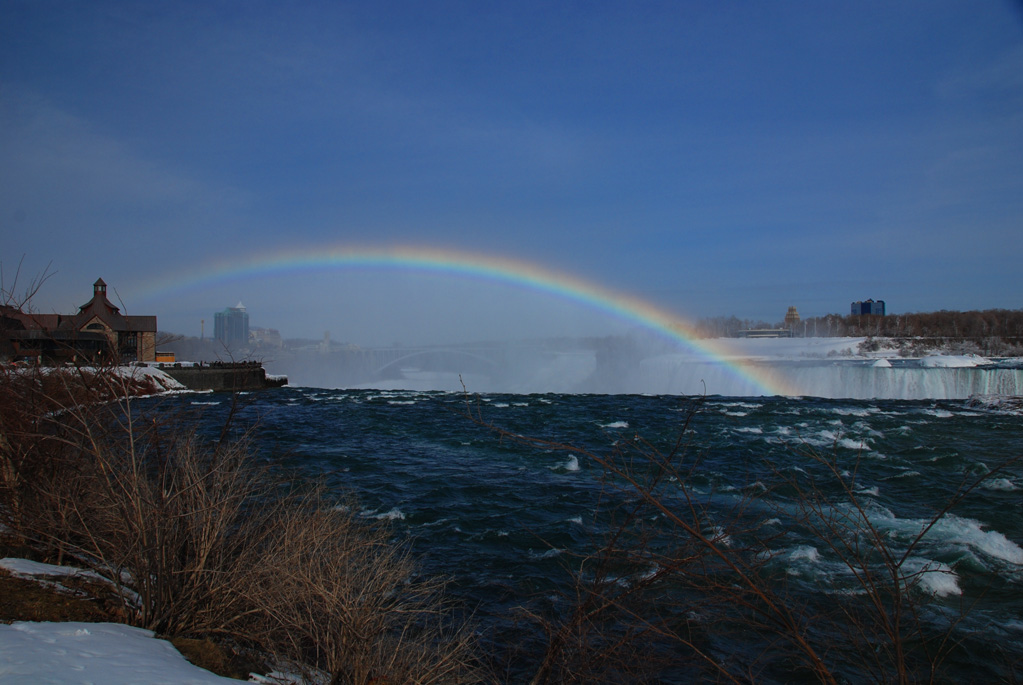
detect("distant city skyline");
top-left (3, 2), bottom-right (1021, 344)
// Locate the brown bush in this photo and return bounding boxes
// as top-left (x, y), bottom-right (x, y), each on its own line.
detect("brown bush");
top-left (0, 366), bottom-right (481, 683)
top-left (237, 496), bottom-right (481, 684)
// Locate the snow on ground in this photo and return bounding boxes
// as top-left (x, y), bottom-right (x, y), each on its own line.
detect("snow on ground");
top-left (706, 336), bottom-right (872, 361)
top-left (0, 621), bottom-right (248, 685)
top-left (113, 364), bottom-right (186, 392)
top-left (0, 558), bottom-right (114, 590)
top-left (0, 558), bottom-right (300, 684)
top-left (0, 558), bottom-right (240, 684)
top-left (701, 338), bottom-right (1003, 364)
top-left (919, 354), bottom-right (991, 367)
top-left (29, 364), bottom-right (186, 393)
top-left (0, 558), bottom-right (144, 607)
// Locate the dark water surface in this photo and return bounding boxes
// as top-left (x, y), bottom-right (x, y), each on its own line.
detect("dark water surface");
top-left (147, 388), bottom-right (1023, 682)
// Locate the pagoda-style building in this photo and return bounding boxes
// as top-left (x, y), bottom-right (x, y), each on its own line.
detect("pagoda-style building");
top-left (0, 278), bottom-right (157, 363)
top-left (784, 306), bottom-right (801, 331)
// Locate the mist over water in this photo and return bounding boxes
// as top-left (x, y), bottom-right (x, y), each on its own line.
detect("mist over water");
top-left (264, 334), bottom-right (1023, 399)
top-left (160, 269), bottom-right (1023, 400)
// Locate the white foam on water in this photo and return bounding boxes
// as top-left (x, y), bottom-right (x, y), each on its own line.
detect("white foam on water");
top-left (967, 395), bottom-right (1023, 415)
top-left (937, 516), bottom-right (1023, 564)
top-left (705, 526), bottom-right (732, 547)
top-left (903, 558), bottom-right (961, 597)
top-left (567, 516), bottom-right (583, 525)
top-left (710, 401), bottom-right (763, 410)
top-left (982, 478), bottom-right (1017, 491)
top-left (838, 437), bottom-right (869, 451)
top-left (601, 420), bottom-right (629, 429)
top-left (550, 455), bottom-right (580, 472)
top-left (884, 470), bottom-right (921, 480)
top-left (868, 510), bottom-right (1023, 565)
top-left (831, 407), bottom-right (874, 417)
top-left (735, 427), bottom-right (763, 434)
top-left (800, 430), bottom-right (837, 448)
top-left (788, 545), bottom-right (820, 562)
top-left (373, 507), bottom-right (406, 521)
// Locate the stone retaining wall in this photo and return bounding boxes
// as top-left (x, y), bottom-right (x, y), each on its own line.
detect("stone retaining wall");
top-left (159, 363), bottom-right (287, 391)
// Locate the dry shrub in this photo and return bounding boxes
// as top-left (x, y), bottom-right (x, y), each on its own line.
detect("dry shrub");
top-left (238, 496), bottom-right (481, 684)
top-left (0, 365), bottom-right (104, 545)
top-left (0, 365), bottom-right (480, 683)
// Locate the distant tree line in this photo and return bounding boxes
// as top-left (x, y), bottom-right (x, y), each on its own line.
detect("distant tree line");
top-left (692, 316), bottom-right (778, 338)
top-left (696, 308), bottom-right (1023, 347)
top-left (802, 309), bottom-right (1023, 340)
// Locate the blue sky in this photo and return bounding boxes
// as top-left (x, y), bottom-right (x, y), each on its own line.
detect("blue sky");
top-left (2, 1), bottom-right (1021, 344)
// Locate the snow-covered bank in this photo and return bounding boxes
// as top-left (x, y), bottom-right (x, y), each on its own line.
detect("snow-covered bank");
top-left (701, 336), bottom-right (1001, 363)
top-left (21, 364), bottom-right (187, 395)
top-left (705, 336), bottom-right (873, 361)
top-left (0, 556), bottom-right (253, 683)
top-left (0, 621), bottom-right (248, 685)
top-left (114, 364), bottom-right (187, 393)
top-left (919, 354), bottom-right (990, 368)
top-left (0, 557), bottom-right (292, 684)
top-left (1, 557), bottom-right (116, 589)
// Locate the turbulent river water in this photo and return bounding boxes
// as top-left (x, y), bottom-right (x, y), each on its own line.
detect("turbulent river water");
top-left (147, 386), bottom-right (1023, 682)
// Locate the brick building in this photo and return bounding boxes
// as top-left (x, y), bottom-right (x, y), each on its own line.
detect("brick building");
top-left (0, 278), bottom-right (157, 363)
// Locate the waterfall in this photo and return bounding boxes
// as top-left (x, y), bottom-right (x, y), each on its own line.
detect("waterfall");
top-left (636, 355), bottom-right (1023, 399)
top-left (275, 339), bottom-right (1023, 399)
top-left (775, 365), bottom-right (1023, 400)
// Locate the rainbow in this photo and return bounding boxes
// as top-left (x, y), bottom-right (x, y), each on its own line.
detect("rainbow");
top-left (140, 245), bottom-right (794, 395)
